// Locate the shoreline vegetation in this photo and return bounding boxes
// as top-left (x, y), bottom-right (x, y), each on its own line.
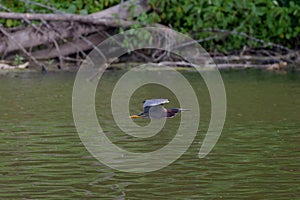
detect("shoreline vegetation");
top-left (0, 0), bottom-right (299, 74)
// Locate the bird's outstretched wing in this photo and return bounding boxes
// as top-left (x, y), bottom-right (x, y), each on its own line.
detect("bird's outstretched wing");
top-left (142, 99), bottom-right (169, 118)
top-left (143, 99), bottom-right (169, 108)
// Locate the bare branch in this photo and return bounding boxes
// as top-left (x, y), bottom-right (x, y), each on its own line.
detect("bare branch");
top-left (157, 61), bottom-right (288, 70)
top-left (0, 12), bottom-right (135, 27)
top-left (0, 25), bottom-right (41, 66)
top-left (201, 28), bottom-right (291, 52)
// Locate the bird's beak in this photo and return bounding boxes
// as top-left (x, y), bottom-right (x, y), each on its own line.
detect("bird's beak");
top-left (130, 115), bottom-right (141, 119)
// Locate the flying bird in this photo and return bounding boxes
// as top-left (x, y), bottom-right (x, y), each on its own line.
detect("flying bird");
top-left (130, 99), bottom-right (189, 119)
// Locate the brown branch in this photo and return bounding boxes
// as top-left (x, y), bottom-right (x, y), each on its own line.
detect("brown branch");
top-left (52, 39), bottom-right (63, 67)
top-left (0, 4), bottom-right (88, 58)
top-left (0, 0), bottom-right (151, 59)
top-left (213, 50), bottom-right (300, 64)
top-left (0, 25), bottom-right (41, 66)
top-left (157, 61), bottom-right (288, 69)
top-left (0, 0), bottom-right (150, 27)
top-left (201, 28), bottom-right (291, 52)
top-left (30, 32), bottom-right (106, 59)
top-left (0, 22), bottom-right (101, 55)
top-left (0, 12), bottom-right (135, 27)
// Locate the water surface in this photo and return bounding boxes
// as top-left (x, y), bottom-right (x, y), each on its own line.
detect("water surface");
top-left (0, 70), bottom-right (299, 199)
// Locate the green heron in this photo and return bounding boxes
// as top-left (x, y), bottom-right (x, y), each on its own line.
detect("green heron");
top-left (130, 99), bottom-right (189, 119)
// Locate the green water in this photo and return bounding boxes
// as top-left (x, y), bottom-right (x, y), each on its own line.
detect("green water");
top-left (0, 70), bottom-right (299, 199)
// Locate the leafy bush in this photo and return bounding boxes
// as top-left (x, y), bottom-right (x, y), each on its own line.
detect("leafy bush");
top-left (149, 0), bottom-right (300, 52)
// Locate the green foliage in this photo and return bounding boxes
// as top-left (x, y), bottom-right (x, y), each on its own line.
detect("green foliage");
top-left (277, 0), bottom-right (300, 7)
top-left (13, 54), bottom-right (24, 65)
top-left (119, 26), bottom-right (154, 53)
top-left (149, 0), bottom-right (300, 52)
top-left (1, 0), bottom-right (120, 14)
top-left (0, 0), bottom-right (120, 27)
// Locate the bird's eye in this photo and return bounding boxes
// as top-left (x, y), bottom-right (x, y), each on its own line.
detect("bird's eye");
top-left (143, 100), bottom-right (145, 103)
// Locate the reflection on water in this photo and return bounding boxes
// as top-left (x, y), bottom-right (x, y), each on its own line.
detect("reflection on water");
top-left (0, 71), bottom-right (299, 199)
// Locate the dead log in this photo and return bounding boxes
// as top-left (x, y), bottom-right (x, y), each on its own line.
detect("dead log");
top-left (30, 32), bottom-right (106, 59)
top-left (157, 61), bottom-right (288, 70)
top-left (0, 0), bottom-right (149, 24)
top-left (0, 12), bottom-right (134, 27)
top-left (0, 0), bottom-right (150, 59)
top-left (213, 50), bottom-right (300, 64)
top-left (0, 22), bottom-right (101, 55)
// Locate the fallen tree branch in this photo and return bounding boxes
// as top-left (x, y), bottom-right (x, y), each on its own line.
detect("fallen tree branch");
top-left (0, 12), bottom-right (135, 27)
top-left (0, 4), bottom-right (89, 60)
top-left (157, 61), bottom-right (288, 70)
top-left (0, 0), bottom-right (151, 58)
top-left (29, 32), bottom-right (106, 59)
top-left (0, 22), bottom-right (101, 55)
top-left (0, 0), bottom-right (150, 26)
top-left (0, 62), bottom-right (29, 69)
top-left (201, 28), bottom-right (291, 52)
top-left (212, 50), bottom-right (300, 64)
top-left (0, 25), bottom-right (41, 66)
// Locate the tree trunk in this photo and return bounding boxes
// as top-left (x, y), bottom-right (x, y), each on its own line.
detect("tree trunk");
top-left (0, 0), bottom-right (150, 59)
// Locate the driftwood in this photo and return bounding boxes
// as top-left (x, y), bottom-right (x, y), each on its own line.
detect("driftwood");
top-left (30, 32), bottom-right (106, 59)
top-left (0, 0), bottom-right (150, 65)
top-left (0, 61), bottom-right (29, 69)
top-left (0, 12), bottom-right (135, 27)
top-left (0, 22), bottom-right (101, 55)
top-left (212, 50), bottom-right (300, 64)
top-left (158, 61), bottom-right (288, 70)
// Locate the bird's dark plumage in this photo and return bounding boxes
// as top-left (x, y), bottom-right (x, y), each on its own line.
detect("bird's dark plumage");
top-left (130, 99), bottom-right (189, 119)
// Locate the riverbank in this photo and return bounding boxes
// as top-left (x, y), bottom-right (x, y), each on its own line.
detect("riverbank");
top-left (0, 60), bottom-right (298, 77)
